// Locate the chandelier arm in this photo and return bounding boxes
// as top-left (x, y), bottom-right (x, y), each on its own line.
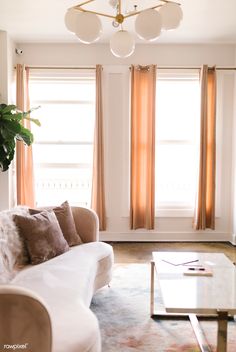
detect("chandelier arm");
top-left (118, 0), bottom-right (121, 14)
top-left (124, 5), bottom-right (162, 19)
top-left (124, 0), bottom-right (181, 19)
top-left (74, 7), bottom-right (116, 19)
top-left (161, 0), bottom-right (181, 5)
top-left (73, 0), bottom-right (95, 8)
top-left (72, 0), bottom-right (181, 21)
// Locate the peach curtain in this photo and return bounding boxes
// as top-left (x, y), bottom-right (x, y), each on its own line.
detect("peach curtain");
top-left (193, 65), bottom-right (216, 230)
top-left (130, 65), bottom-right (156, 229)
top-left (16, 64), bottom-right (35, 207)
top-left (91, 65), bottom-right (106, 231)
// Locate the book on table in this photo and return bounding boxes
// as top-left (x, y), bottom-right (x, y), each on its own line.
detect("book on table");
top-left (183, 264), bottom-right (213, 276)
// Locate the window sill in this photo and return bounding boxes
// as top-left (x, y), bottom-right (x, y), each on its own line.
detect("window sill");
top-left (155, 208), bottom-right (194, 217)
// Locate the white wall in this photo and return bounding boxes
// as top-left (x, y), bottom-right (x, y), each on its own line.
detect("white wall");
top-left (0, 31), bottom-right (16, 210)
top-left (231, 47), bottom-right (236, 245)
top-left (16, 43), bottom-right (235, 67)
top-left (14, 42), bottom-right (236, 241)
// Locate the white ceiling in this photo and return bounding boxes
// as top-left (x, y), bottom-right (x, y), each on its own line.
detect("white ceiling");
top-left (0, 0), bottom-right (236, 44)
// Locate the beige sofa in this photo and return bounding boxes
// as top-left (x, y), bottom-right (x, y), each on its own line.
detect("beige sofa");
top-left (0, 206), bottom-right (113, 352)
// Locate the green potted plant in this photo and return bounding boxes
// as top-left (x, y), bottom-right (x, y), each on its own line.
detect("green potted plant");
top-left (0, 104), bottom-right (40, 172)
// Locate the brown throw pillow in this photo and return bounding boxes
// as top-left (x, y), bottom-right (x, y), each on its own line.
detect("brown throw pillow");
top-left (29, 201), bottom-right (82, 246)
top-left (14, 211), bottom-right (69, 265)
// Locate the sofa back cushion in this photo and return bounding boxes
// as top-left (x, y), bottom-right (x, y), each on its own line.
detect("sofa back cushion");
top-left (14, 211), bottom-right (69, 265)
top-left (29, 201), bottom-right (82, 246)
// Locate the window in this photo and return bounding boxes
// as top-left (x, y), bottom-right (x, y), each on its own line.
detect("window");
top-left (155, 71), bottom-right (200, 215)
top-left (29, 70), bottom-right (95, 207)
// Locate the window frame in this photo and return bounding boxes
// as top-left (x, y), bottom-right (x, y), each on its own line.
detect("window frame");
top-left (155, 69), bottom-right (201, 217)
top-left (29, 69), bottom-right (96, 207)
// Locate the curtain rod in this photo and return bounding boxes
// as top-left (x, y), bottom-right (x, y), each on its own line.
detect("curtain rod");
top-left (157, 66), bottom-right (236, 70)
top-left (14, 66), bottom-right (96, 70)
top-left (129, 66), bottom-right (236, 71)
top-left (15, 65), bottom-right (236, 71)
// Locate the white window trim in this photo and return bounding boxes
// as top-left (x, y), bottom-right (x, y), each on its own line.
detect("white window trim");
top-left (155, 70), bottom-right (200, 217)
top-left (29, 70), bottom-right (95, 207)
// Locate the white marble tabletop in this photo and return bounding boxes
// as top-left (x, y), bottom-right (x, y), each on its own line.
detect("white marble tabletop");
top-left (152, 251), bottom-right (236, 314)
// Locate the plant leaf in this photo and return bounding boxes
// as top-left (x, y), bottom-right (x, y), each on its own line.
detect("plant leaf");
top-left (16, 126), bottom-right (34, 145)
top-left (0, 104), bottom-right (40, 171)
top-left (24, 116), bottom-right (41, 126)
top-left (1, 105), bottom-right (17, 114)
top-left (0, 145), bottom-right (13, 171)
top-left (0, 126), bottom-right (15, 139)
top-left (0, 103), bottom-right (7, 110)
top-left (1, 113), bottom-right (23, 122)
top-left (22, 106), bottom-right (40, 116)
top-left (3, 140), bottom-right (15, 154)
top-left (3, 120), bottom-right (22, 134)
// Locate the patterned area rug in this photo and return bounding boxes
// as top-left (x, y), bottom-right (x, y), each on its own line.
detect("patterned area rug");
top-left (90, 263), bottom-right (236, 352)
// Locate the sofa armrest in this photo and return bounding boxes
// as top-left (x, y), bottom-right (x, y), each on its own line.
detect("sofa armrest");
top-left (0, 286), bottom-right (52, 352)
top-left (71, 207), bottom-right (99, 243)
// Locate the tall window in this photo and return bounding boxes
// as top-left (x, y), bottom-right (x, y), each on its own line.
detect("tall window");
top-left (29, 69), bottom-right (95, 207)
top-left (155, 70), bottom-right (200, 215)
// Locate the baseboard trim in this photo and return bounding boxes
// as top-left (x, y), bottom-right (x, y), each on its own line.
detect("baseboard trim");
top-left (99, 231), bottom-right (231, 242)
top-left (230, 234), bottom-right (236, 246)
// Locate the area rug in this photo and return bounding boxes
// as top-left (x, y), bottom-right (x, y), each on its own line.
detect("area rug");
top-left (90, 263), bottom-right (236, 352)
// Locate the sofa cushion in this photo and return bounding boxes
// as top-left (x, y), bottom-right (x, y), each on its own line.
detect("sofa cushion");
top-left (12, 241), bottom-right (113, 352)
top-left (29, 201), bottom-right (82, 246)
top-left (14, 211), bottom-right (69, 265)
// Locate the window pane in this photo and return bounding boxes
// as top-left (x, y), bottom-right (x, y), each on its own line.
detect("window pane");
top-left (31, 104), bottom-right (95, 142)
top-left (32, 144), bottom-right (93, 164)
top-left (34, 167), bottom-right (92, 207)
top-left (155, 144), bottom-right (198, 207)
top-left (156, 80), bottom-right (200, 142)
top-left (30, 81), bottom-right (95, 102)
top-left (29, 73), bottom-right (95, 207)
top-left (155, 73), bottom-right (200, 210)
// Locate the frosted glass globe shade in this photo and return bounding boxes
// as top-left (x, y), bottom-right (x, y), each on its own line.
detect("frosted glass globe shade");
top-left (64, 9), bottom-right (79, 33)
top-left (159, 3), bottom-right (183, 30)
top-left (109, 0), bottom-right (118, 8)
top-left (110, 30), bottom-right (135, 58)
top-left (75, 12), bottom-right (102, 44)
top-left (135, 9), bottom-right (162, 41)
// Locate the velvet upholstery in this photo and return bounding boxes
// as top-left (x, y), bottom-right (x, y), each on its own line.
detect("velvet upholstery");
top-left (29, 201), bottom-right (82, 246)
top-left (14, 211), bottom-right (69, 264)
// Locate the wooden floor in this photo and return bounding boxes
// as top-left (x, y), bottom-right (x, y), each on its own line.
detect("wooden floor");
top-left (109, 242), bottom-right (236, 264)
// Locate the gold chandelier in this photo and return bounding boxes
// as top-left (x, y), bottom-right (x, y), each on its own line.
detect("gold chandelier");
top-left (65, 0), bottom-right (183, 58)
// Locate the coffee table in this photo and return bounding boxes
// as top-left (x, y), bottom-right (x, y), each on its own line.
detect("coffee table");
top-left (150, 252), bottom-right (236, 352)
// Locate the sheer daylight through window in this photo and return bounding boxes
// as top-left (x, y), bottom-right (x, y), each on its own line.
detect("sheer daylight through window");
top-left (155, 71), bottom-right (200, 214)
top-left (29, 70), bottom-right (95, 207)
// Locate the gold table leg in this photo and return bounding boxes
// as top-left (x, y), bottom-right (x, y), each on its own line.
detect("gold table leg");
top-left (150, 260), bottom-right (155, 316)
top-left (217, 311), bottom-right (228, 352)
top-left (189, 314), bottom-right (211, 352)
